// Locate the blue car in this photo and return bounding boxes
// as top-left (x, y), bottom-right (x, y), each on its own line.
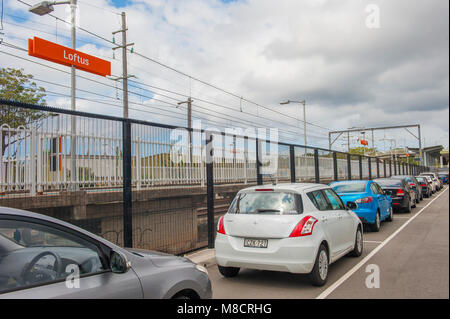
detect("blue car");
top-left (438, 173), bottom-right (448, 185)
top-left (329, 180), bottom-right (393, 232)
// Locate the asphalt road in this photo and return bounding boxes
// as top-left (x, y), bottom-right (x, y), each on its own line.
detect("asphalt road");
top-left (208, 186), bottom-right (449, 299)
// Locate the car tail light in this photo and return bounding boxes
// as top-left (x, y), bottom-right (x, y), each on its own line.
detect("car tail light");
top-left (355, 196), bottom-right (373, 204)
top-left (289, 216), bottom-right (318, 237)
top-left (409, 183), bottom-right (415, 187)
top-left (396, 189), bottom-right (405, 196)
top-left (217, 216), bottom-right (226, 234)
top-left (420, 184), bottom-right (426, 187)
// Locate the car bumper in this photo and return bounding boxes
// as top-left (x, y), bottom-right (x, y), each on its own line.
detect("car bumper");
top-left (215, 233), bottom-right (317, 274)
top-left (391, 197), bottom-right (408, 210)
top-left (353, 208), bottom-right (378, 224)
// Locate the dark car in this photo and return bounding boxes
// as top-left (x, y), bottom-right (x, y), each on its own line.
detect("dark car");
top-left (415, 176), bottom-right (432, 198)
top-left (391, 175), bottom-right (423, 203)
top-left (373, 178), bottom-right (416, 213)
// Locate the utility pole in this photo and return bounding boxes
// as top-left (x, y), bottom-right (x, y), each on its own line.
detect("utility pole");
top-left (178, 97), bottom-right (193, 164)
top-left (347, 132), bottom-right (350, 153)
top-left (112, 12), bottom-right (134, 118)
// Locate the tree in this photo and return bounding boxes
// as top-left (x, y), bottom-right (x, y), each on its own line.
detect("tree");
top-left (349, 146), bottom-right (376, 156)
top-left (0, 67), bottom-right (48, 156)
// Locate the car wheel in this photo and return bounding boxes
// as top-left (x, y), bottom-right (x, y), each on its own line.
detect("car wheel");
top-left (309, 244), bottom-right (329, 286)
top-left (405, 200), bottom-right (412, 213)
top-left (386, 206), bottom-right (394, 222)
top-left (370, 212), bottom-right (381, 232)
top-left (218, 265), bottom-right (240, 278)
top-left (349, 227), bottom-right (363, 257)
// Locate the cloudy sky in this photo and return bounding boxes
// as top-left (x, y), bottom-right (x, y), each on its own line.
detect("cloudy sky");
top-left (1, 0), bottom-right (449, 151)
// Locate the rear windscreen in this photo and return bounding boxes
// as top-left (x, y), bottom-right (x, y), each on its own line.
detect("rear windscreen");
top-left (330, 182), bottom-right (367, 193)
top-left (228, 192), bottom-right (303, 215)
top-left (374, 179), bottom-right (402, 187)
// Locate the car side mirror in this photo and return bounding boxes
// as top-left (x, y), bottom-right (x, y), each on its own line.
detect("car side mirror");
top-left (346, 201), bottom-right (358, 210)
top-left (110, 250), bottom-right (131, 274)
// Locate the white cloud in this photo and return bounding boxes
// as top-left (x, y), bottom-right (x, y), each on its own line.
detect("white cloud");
top-left (1, 0), bottom-right (448, 150)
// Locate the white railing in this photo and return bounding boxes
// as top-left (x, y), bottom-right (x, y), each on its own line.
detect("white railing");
top-left (1, 121), bottom-right (384, 195)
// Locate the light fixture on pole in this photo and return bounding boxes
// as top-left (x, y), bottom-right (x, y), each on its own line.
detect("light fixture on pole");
top-left (29, 0), bottom-right (78, 190)
top-left (280, 99), bottom-right (307, 147)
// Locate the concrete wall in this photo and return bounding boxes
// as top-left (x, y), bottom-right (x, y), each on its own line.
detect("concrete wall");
top-left (0, 184), bottom-right (248, 255)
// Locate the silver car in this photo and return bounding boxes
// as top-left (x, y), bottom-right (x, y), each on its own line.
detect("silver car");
top-left (0, 206), bottom-right (212, 299)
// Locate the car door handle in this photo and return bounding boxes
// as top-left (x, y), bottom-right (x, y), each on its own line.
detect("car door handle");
top-left (321, 216), bottom-right (328, 222)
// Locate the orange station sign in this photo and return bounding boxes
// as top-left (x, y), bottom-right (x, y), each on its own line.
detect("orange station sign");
top-left (28, 36), bottom-right (111, 77)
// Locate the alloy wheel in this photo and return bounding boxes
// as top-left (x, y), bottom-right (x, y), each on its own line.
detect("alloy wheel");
top-left (318, 250), bottom-right (328, 281)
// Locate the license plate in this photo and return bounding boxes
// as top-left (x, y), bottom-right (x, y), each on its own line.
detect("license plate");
top-left (244, 238), bottom-right (268, 248)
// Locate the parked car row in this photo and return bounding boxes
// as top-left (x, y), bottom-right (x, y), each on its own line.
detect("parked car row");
top-left (215, 174), bottom-right (445, 288)
top-left (0, 173), bottom-right (444, 298)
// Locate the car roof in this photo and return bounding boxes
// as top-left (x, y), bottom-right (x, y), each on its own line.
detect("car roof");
top-left (238, 182), bottom-right (328, 193)
top-left (329, 180), bottom-right (369, 184)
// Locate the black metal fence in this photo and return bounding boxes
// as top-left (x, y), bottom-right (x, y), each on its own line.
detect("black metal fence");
top-left (0, 99), bottom-right (431, 253)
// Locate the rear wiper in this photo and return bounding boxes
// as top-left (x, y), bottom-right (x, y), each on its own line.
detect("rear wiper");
top-left (256, 209), bottom-right (280, 213)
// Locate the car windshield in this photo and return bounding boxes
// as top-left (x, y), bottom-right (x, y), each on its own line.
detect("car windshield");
top-left (374, 179), bottom-right (402, 187)
top-left (228, 192), bottom-right (303, 215)
top-left (330, 182), bottom-right (367, 193)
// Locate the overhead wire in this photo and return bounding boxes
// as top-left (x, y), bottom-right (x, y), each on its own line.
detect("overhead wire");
top-left (15, 0), bottom-right (331, 133)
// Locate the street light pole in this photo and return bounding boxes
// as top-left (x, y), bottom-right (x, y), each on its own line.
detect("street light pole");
top-left (29, 0), bottom-right (77, 189)
top-left (280, 99), bottom-right (307, 147)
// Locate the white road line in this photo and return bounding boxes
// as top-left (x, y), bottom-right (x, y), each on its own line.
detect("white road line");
top-left (316, 186), bottom-right (448, 299)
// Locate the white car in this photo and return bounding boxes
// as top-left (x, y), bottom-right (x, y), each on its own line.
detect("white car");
top-left (215, 183), bottom-right (363, 286)
top-left (420, 173), bottom-right (441, 192)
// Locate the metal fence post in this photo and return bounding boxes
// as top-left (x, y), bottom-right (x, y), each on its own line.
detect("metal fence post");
top-left (359, 155), bottom-right (363, 180)
top-left (290, 145), bottom-right (296, 183)
top-left (244, 136), bottom-right (248, 184)
top-left (30, 128), bottom-right (37, 196)
top-left (136, 137), bottom-right (141, 190)
top-left (376, 158), bottom-right (380, 178)
top-left (206, 131), bottom-right (215, 248)
top-left (389, 160), bottom-right (392, 176)
top-left (368, 157), bottom-right (372, 180)
top-left (37, 132), bottom-right (43, 193)
top-left (123, 120), bottom-right (133, 248)
top-left (314, 149), bottom-right (320, 183)
top-left (347, 153), bottom-right (352, 180)
top-left (256, 138), bottom-right (263, 185)
top-left (333, 152), bottom-right (338, 181)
